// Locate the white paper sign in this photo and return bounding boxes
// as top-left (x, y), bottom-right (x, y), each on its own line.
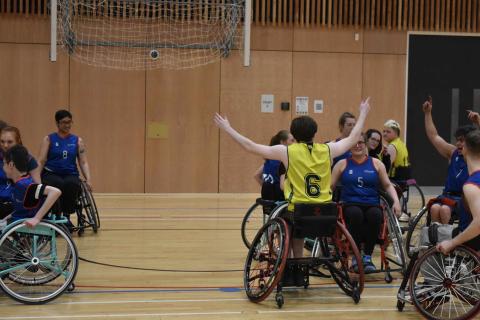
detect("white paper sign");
top-left (296, 96), bottom-right (309, 114)
top-left (261, 94), bottom-right (274, 113)
top-left (314, 100), bottom-right (324, 113)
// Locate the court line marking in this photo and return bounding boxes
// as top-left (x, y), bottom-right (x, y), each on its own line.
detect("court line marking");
top-left (258, 307), bottom-right (401, 314)
top-left (0, 311), bottom-right (242, 319)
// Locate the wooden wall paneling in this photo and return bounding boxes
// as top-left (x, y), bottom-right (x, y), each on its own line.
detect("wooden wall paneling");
top-left (322, 0), bottom-right (327, 26)
top-left (473, 0), bottom-right (477, 31)
top-left (362, 54), bottom-right (406, 138)
top-left (467, 0), bottom-right (471, 31)
top-left (387, 0), bottom-right (392, 29)
top-left (266, 0), bottom-right (271, 25)
top-left (414, 0), bottom-right (419, 29)
top-left (292, 52), bottom-right (362, 143)
top-left (381, 0), bottom-right (386, 29)
top-left (360, 0), bottom-right (365, 27)
top-left (254, 0), bottom-right (259, 24)
top-left (69, 60), bottom-right (145, 193)
top-left (349, 0), bottom-right (354, 26)
top-left (293, 27), bottom-right (363, 53)
top-left (440, 0), bottom-right (446, 30)
top-left (272, 0), bottom-right (277, 25)
top-left (219, 51), bottom-right (292, 192)
top-left (365, 0), bottom-right (370, 27)
top-left (294, 0), bottom-right (299, 25)
top-left (447, 0), bottom-right (451, 30)
top-left (355, 0), bottom-right (361, 27)
top-left (145, 61), bottom-right (220, 193)
top-left (363, 29), bottom-right (407, 54)
top-left (408, 0), bottom-right (413, 29)
top-left (462, 0), bottom-right (467, 31)
top-left (435, 0), bottom-right (440, 30)
top-left (424, 0), bottom-right (430, 29)
top-left (370, 0), bottom-right (375, 28)
top-left (0, 16), bottom-right (49, 43)
top-left (289, 0), bottom-right (293, 26)
top-left (376, 0), bottom-right (381, 27)
top-left (420, 0), bottom-right (424, 29)
top-left (456, 0), bottom-right (461, 30)
top-left (0, 44), bottom-right (69, 154)
top-left (338, 0), bottom-right (343, 26)
top-left (251, 25), bottom-right (293, 51)
top-left (333, 0), bottom-right (337, 26)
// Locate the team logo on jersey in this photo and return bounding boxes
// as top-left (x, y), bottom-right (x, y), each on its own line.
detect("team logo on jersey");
top-left (67, 144), bottom-right (76, 147)
top-left (55, 142), bottom-right (59, 147)
top-left (348, 170), bottom-right (353, 174)
top-left (364, 170), bottom-right (375, 174)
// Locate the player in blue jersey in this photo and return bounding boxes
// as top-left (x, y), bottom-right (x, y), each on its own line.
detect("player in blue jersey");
top-left (0, 126), bottom-right (41, 220)
top-left (423, 97), bottom-right (477, 224)
top-left (37, 110), bottom-right (92, 225)
top-left (2, 145), bottom-right (61, 228)
top-left (438, 129), bottom-right (480, 253)
top-left (253, 130), bottom-right (294, 201)
top-left (331, 133), bottom-right (401, 272)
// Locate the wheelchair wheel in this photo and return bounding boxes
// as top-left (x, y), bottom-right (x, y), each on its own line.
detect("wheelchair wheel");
top-left (323, 221), bottom-right (364, 296)
top-left (382, 197), bottom-right (406, 273)
top-left (241, 199), bottom-right (279, 249)
top-left (398, 181), bottom-right (425, 222)
top-left (409, 246), bottom-right (480, 320)
top-left (244, 217), bottom-right (290, 303)
top-left (405, 206), bottom-right (429, 259)
top-left (0, 220), bottom-right (78, 304)
top-left (80, 181), bottom-right (100, 232)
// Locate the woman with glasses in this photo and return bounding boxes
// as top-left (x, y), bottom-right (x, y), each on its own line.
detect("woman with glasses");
top-left (331, 133), bottom-right (400, 273)
top-left (37, 110), bottom-right (92, 229)
top-left (366, 128), bottom-right (391, 173)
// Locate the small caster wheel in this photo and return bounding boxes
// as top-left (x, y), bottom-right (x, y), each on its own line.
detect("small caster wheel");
top-left (352, 287), bottom-right (360, 304)
top-left (275, 293), bottom-right (284, 308)
top-left (385, 272), bottom-right (393, 283)
top-left (396, 300), bottom-right (405, 312)
top-left (67, 283), bottom-right (75, 292)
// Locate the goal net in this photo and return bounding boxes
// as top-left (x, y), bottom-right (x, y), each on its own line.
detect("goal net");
top-left (56, 0), bottom-right (245, 70)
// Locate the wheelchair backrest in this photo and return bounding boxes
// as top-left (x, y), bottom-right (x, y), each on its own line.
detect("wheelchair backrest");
top-left (293, 202), bottom-right (338, 238)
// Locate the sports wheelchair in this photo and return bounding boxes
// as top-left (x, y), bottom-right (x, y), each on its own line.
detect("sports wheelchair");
top-left (241, 198), bottom-right (287, 249)
top-left (243, 202), bottom-right (364, 308)
top-left (405, 196), bottom-right (460, 260)
top-left (0, 214), bottom-right (78, 304)
top-left (392, 179), bottom-right (425, 223)
top-left (397, 230), bottom-right (480, 319)
top-left (73, 180), bottom-right (100, 236)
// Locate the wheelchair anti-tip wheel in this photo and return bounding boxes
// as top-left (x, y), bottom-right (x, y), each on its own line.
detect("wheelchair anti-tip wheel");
top-left (409, 246), bottom-right (480, 320)
top-left (0, 220), bottom-right (78, 304)
top-left (244, 217), bottom-right (290, 303)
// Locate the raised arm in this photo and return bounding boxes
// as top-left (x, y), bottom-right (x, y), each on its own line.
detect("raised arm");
top-left (423, 98), bottom-right (455, 159)
top-left (328, 97), bottom-right (370, 160)
top-left (37, 135), bottom-right (50, 174)
top-left (467, 110), bottom-right (480, 127)
top-left (330, 159), bottom-right (346, 190)
top-left (77, 137), bottom-right (92, 190)
top-left (214, 113), bottom-right (288, 166)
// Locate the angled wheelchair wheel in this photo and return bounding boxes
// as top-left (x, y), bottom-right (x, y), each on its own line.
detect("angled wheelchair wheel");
top-left (80, 181), bottom-right (100, 232)
top-left (398, 181), bottom-right (425, 222)
top-left (241, 199), bottom-right (283, 249)
top-left (382, 197), bottom-right (406, 274)
top-left (405, 206), bottom-right (429, 259)
top-left (409, 246), bottom-right (480, 320)
top-left (244, 217), bottom-right (290, 303)
top-left (0, 220), bottom-right (78, 304)
top-left (324, 221), bottom-right (364, 296)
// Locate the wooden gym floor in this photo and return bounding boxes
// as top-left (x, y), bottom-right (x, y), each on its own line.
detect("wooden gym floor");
top-left (0, 193), bottom-right (428, 319)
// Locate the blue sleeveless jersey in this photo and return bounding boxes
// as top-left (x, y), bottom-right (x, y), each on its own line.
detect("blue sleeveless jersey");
top-left (0, 153), bottom-right (12, 200)
top-left (444, 150), bottom-right (468, 195)
top-left (45, 133), bottom-right (79, 175)
top-left (461, 170), bottom-right (480, 231)
top-left (262, 159), bottom-right (281, 184)
top-left (11, 175), bottom-right (43, 221)
top-left (340, 157), bottom-right (380, 205)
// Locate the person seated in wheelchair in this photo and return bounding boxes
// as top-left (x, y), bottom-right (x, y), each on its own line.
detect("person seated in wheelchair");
top-left (423, 97), bottom-right (477, 224)
top-left (1, 145), bottom-right (61, 230)
top-left (253, 130), bottom-right (294, 203)
top-left (438, 129), bottom-right (480, 254)
top-left (331, 133), bottom-right (401, 273)
top-left (383, 119), bottom-right (411, 183)
top-left (215, 98), bottom-right (371, 257)
top-left (0, 125), bottom-right (42, 222)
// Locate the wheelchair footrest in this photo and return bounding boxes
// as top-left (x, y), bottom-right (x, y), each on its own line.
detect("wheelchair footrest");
top-left (281, 261), bottom-right (310, 288)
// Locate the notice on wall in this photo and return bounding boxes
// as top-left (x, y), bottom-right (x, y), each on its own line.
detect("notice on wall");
top-left (261, 94), bottom-right (274, 113)
top-left (296, 96), bottom-right (309, 115)
top-left (314, 99), bottom-right (324, 113)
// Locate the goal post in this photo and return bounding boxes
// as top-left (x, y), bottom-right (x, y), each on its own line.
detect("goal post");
top-left (50, 0), bottom-right (57, 62)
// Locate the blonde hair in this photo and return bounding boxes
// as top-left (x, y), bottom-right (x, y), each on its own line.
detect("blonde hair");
top-left (384, 119), bottom-right (400, 136)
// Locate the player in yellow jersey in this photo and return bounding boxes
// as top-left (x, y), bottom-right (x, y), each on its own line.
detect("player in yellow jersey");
top-left (383, 119), bottom-right (411, 181)
top-left (214, 98), bottom-right (371, 257)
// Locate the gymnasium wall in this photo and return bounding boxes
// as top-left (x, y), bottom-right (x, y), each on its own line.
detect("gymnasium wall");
top-left (0, 16), bottom-right (407, 193)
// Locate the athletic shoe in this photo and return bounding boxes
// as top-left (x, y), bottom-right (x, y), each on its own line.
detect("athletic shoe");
top-left (362, 255), bottom-right (377, 273)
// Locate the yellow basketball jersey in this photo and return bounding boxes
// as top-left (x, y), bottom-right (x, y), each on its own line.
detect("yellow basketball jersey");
top-left (389, 137), bottom-right (410, 177)
top-left (284, 143), bottom-right (332, 210)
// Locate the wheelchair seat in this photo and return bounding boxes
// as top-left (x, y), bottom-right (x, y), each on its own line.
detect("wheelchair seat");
top-left (293, 202), bottom-right (338, 238)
